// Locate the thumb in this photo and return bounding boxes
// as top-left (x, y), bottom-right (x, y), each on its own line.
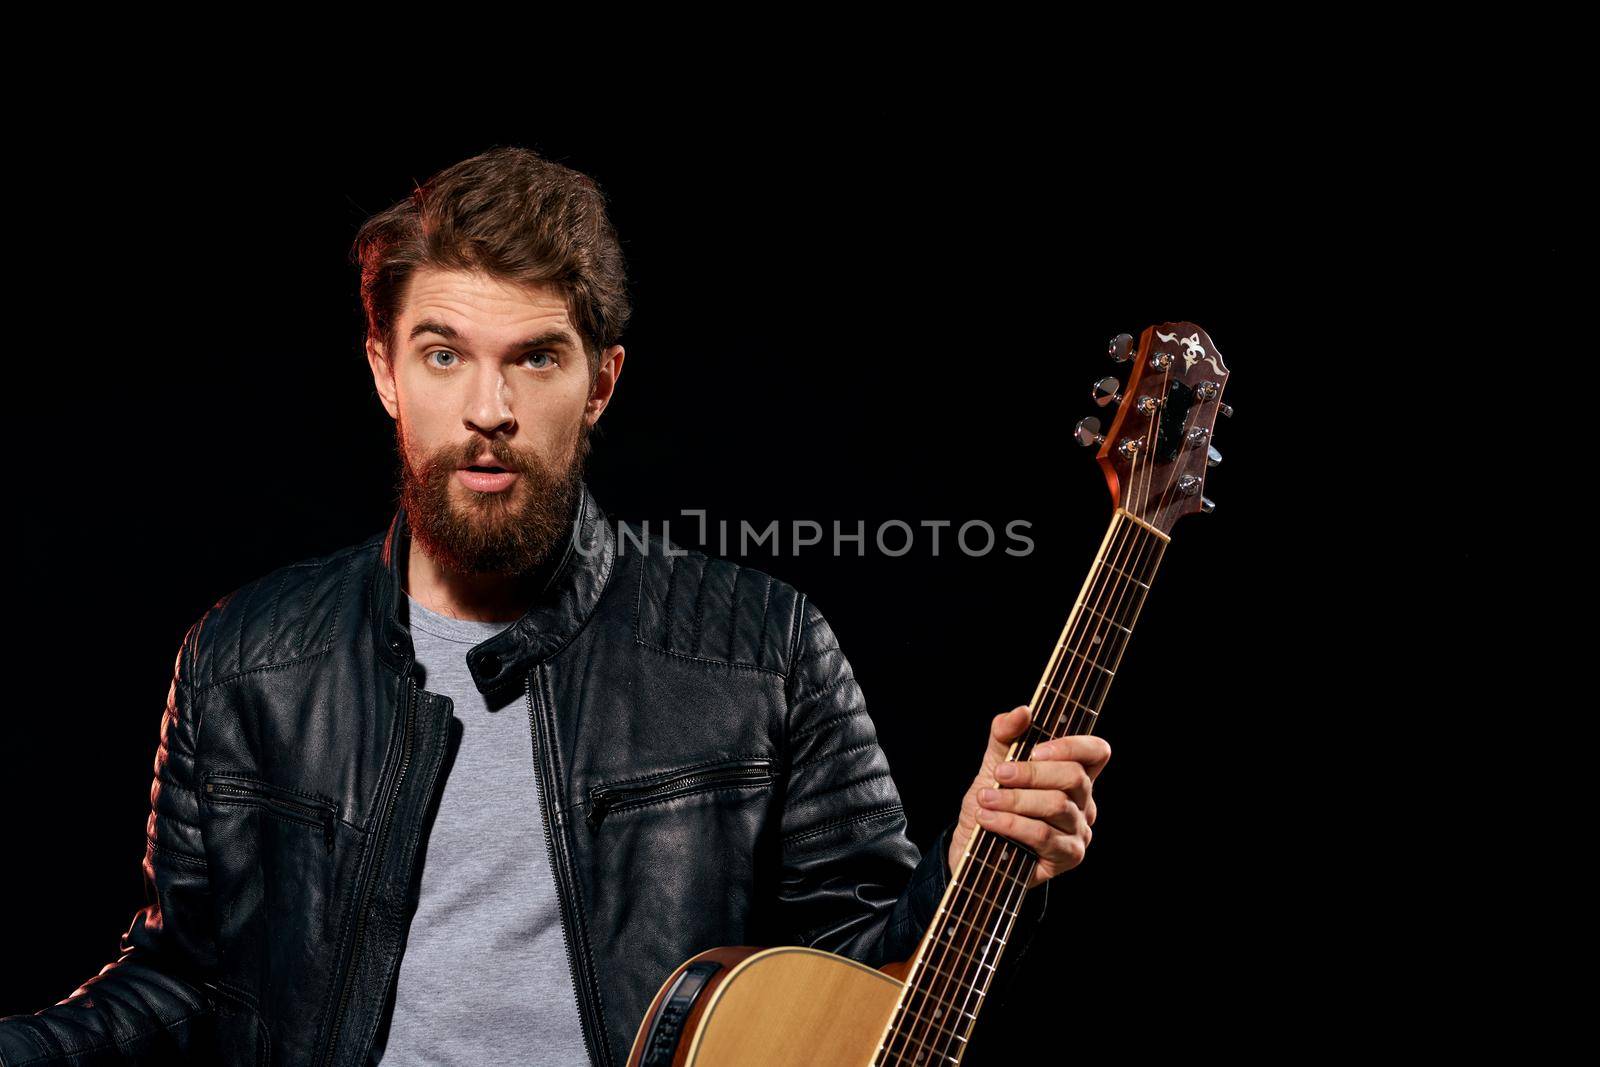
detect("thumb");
top-left (985, 704), bottom-right (1032, 767)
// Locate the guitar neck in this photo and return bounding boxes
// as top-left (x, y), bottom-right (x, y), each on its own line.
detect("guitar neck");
top-left (1027, 508), bottom-right (1169, 742)
top-left (873, 508), bottom-right (1170, 1065)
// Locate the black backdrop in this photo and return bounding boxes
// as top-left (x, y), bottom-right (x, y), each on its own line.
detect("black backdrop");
top-left (0, 97), bottom-right (1530, 1061)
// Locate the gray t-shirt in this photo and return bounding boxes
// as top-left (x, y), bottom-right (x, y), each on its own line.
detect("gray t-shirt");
top-left (369, 593), bottom-right (589, 1065)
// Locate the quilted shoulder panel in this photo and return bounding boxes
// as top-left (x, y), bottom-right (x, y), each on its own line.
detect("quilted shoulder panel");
top-left (625, 521), bottom-right (803, 675)
top-left (185, 531), bottom-right (383, 691)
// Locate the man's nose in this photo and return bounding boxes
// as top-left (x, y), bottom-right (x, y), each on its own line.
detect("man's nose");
top-left (463, 363), bottom-right (516, 435)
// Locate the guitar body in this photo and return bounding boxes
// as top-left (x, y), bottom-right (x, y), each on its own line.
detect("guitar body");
top-left (626, 946), bottom-right (911, 1066)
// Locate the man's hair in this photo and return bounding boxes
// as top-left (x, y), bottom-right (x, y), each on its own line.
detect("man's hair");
top-left (352, 145), bottom-right (632, 379)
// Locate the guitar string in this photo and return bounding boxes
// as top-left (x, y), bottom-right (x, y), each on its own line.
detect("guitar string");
top-left (1138, 354), bottom-right (1172, 522)
top-left (886, 515), bottom-right (1159, 1063)
top-left (892, 511), bottom-right (1156, 1062)
top-left (1149, 366), bottom-right (1221, 543)
top-left (885, 335), bottom-right (1215, 1063)
top-left (874, 522), bottom-right (1133, 1067)
top-left (940, 516), bottom-right (1154, 1062)
top-left (1137, 356), bottom-right (1168, 518)
top-left (936, 356), bottom-right (1168, 1060)
top-left (945, 527), bottom-right (1168, 1065)
top-left (1142, 340), bottom-right (1226, 528)
top-left (931, 340), bottom-right (1203, 1060)
top-left (886, 340), bottom-right (1176, 1062)
top-left (887, 522), bottom-right (1160, 1066)
top-left (913, 520), bottom-right (1156, 1065)
top-left (936, 440), bottom-right (1169, 1062)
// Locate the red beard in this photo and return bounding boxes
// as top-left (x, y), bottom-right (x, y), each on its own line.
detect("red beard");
top-left (394, 417), bottom-right (591, 578)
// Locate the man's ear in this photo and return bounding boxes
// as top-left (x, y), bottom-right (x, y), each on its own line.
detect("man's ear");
top-left (366, 337), bottom-right (400, 420)
top-left (585, 344), bottom-right (625, 427)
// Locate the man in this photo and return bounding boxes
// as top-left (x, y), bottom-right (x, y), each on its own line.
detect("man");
top-left (0, 146), bottom-right (1108, 1066)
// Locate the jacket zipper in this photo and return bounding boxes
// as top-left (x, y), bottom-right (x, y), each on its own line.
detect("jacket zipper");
top-left (203, 776), bottom-right (339, 855)
top-left (528, 668), bottom-right (610, 1067)
top-left (319, 673), bottom-right (416, 1067)
top-left (585, 759), bottom-right (774, 831)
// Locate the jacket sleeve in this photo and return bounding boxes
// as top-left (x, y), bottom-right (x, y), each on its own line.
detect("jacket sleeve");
top-left (776, 597), bottom-right (1049, 981)
top-left (0, 622), bottom-right (219, 1066)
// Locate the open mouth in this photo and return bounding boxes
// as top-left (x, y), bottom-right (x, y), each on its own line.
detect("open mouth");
top-left (457, 465), bottom-right (519, 492)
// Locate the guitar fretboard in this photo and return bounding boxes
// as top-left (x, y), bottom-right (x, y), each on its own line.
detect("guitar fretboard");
top-left (873, 508), bottom-right (1168, 1066)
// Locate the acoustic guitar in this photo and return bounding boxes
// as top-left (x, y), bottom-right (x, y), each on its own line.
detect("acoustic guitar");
top-left (627, 322), bottom-right (1231, 1066)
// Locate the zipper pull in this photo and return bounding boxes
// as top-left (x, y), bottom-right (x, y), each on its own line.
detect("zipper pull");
top-left (586, 796), bottom-right (611, 832)
top-left (323, 811), bottom-right (337, 854)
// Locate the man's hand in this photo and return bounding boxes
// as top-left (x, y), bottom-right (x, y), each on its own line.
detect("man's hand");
top-left (948, 704), bottom-right (1111, 889)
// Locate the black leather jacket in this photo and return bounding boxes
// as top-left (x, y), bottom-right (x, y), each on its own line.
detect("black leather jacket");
top-left (0, 481), bottom-right (1046, 1066)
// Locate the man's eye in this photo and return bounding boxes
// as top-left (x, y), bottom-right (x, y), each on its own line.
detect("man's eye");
top-left (523, 352), bottom-right (556, 369)
top-left (426, 350), bottom-right (458, 368)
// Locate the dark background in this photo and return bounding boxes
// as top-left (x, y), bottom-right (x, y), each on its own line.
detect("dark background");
top-left (0, 94), bottom-right (1536, 1060)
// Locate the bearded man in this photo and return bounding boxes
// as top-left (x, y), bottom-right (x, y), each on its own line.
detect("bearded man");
top-left (0, 146), bottom-right (1107, 1066)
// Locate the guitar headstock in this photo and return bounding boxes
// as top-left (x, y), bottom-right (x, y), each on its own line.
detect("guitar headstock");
top-left (1075, 322), bottom-right (1231, 535)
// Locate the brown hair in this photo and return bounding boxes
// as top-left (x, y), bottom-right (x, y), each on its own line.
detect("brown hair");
top-left (352, 145), bottom-right (631, 378)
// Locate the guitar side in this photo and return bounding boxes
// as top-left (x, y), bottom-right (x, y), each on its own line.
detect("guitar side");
top-left (626, 946), bottom-right (909, 1066)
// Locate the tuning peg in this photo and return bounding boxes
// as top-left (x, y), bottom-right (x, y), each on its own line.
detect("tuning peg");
top-left (1107, 333), bottom-right (1134, 363)
top-left (1074, 416), bottom-right (1104, 447)
top-left (1092, 377), bottom-right (1122, 408)
top-left (1207, 445), bottom-right (1222, 467)
top-left (1218, 402), bottom-right (1234, 418)
top-left (1200, 496), bottom-right (1216, 514)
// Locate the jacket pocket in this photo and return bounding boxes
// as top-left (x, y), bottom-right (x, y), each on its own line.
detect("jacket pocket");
top-left (585, 756), bottom-right (775, 830)
top-left (203, 772), bottom-right (341, 855)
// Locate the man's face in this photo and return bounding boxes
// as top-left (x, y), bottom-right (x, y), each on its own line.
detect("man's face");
top-left (366, 267), bottom-right (624, 577)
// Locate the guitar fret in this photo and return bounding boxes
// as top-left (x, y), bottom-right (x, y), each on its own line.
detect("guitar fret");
top-left (924, 924), bottom-right (1002, 968)
top-left (1065, 600), bottom-right (1138, 655)
top-left (1094, 556), bottom-right (1152, 589)
top-left (960, 851), bottom-right (1028, 887)
top-left (1075, 600), bottom-right (1133, 634)
top-left (1025, 708), bottom-right (1097, 747)
top-left (891, 993), bottom-right (981, 1046)
top-left (937, 900), bottom-right (1021, 922)
top-left (1036, 687), bottom-right (1098, 721)
top-left (893, 1001), bottom-right (979, 1030)
top-left (889, 1015), bottom-right (970, 1049)
top-left (939, 940), bottom-right (998, 972)
top-left (881, 1043), bottom-right (962, 1067)
top-left (1054, 645), bottom-right (1114, 676)
top-left (1043, 678), bottom-right (1110, 722)
top-left (886, 986), bottom-right (982, 1062)
top-left (942, 910), bottom-right (1008, 944)
top-left (888, 1027), bottom-right (967, 1061)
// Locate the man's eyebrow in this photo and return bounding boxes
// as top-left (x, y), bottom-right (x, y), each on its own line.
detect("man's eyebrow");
top-left (515, 328), bottom-right (580, 351)
top-left (409, 318), bottom-right (460, 343)
top-left (408, 319), bottom-right (578, 351)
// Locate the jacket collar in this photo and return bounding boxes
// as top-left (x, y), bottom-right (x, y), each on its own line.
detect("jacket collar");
top-left (370, 479), bottom-right (617, 693)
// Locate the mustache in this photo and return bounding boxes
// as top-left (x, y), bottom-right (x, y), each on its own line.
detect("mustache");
top-left (393, 415), bottom-right (593, 486)
top-left (426, 441), bottom-right (529, 475)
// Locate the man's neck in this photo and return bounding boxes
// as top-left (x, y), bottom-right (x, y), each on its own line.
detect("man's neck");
top-left (403, 529), bottom-right (571, 624)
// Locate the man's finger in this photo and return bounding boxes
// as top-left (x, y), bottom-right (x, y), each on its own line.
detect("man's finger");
top-left (990, 761), bottom-right (1092, 809)
top-left (986, 705), bottom-right (1032, 759)
top-left (1031, 735), bottom-right (1112, 778)
top-left (978, 785), bottom-right (1087, 832)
